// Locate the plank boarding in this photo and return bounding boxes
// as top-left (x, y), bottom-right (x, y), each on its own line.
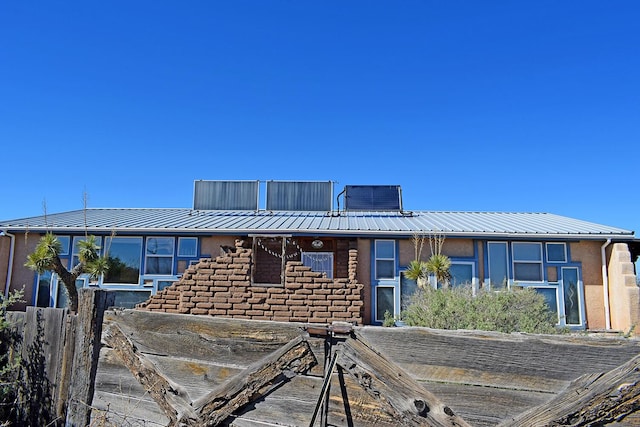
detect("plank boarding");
top-left (93, 310), bottom-right (640, 426)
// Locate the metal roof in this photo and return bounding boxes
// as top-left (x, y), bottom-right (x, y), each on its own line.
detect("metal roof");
top-left (0, 208), bottom-right (634, 239)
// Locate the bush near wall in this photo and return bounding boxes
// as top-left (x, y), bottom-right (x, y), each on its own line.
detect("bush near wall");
top-left (402, 287), bottom-right (559, 334)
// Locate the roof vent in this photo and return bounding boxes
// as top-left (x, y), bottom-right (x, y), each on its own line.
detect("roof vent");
top-left (344, 185), bottom-right (402, 211)
top-left (193, 180), bottom-right (259, 210)
top-left (266, 181), bottom-right (333, 211)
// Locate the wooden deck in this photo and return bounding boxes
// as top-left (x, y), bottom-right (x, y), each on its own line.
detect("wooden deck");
top-left (92, 309), bottom-right (640, 426)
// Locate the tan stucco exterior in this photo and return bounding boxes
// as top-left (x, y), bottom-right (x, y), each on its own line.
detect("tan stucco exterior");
top-left (570, 240), bottom-right (606, 329)
top-left (357, 238), bottom-right (372, 323)
top-left (0, 232), bottom-right (40, 310)
top-left (398, 237), bottom-right (475, 266)
top-left (608, 243), bottom-right (639, 332)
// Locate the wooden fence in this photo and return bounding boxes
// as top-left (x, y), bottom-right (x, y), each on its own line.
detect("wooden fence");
top-left (7, 291), bottom-right (640, 426)
top-left (7, 288), bottom-right (113, 427)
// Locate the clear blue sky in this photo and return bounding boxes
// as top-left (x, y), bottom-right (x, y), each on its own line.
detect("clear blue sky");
top-left (1, 1), bottom-right (638, 233)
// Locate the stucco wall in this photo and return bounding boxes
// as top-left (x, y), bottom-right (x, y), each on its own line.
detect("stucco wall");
top-left (398, 237), bottom-right (475, 266)
top-left (0, 232), bottom-right (40, 310)
top-left (569, 240), bottom-right (605, 329)
top-left (608, 243), bottom-right (639, 332)
top-left (357, 238), bottom-right (371, 322)
top-left (200, 235), bottom-right (240, 259)
top-left (137, 239), bottom-right (364, 325)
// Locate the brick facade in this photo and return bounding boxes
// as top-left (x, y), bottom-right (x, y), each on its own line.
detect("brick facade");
top-left (136, 239), bottom-right (364, 325)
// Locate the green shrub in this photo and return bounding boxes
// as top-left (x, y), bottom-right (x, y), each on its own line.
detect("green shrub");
top-left (382, 310), bottom-right (396, 327)
top-left (0, 290), bottom-right (24, 424)
top-left (402, 286), bottom-right (559, 334)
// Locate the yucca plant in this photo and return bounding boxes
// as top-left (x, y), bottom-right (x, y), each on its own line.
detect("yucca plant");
top-left (425, 253), bottom-right (452, 288)
top-left (25, 233), bottom-right (108, 312)
top-left (403, 260), bottom-right (429, 289)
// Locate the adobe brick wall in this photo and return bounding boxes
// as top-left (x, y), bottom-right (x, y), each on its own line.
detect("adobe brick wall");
top-left (136, 239), bottom-right (364, 325)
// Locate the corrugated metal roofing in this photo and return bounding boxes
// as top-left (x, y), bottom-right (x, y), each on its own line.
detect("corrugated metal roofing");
top-left (0, 208), bottom-right (634, 239)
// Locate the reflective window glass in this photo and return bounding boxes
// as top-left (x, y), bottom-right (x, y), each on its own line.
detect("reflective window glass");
top-left (513, 243), bottom-right (542, 261)
top-left (546, 243), bottom-right (567, 263)
top-left (450, 263), bottom-right (474, 288)
top-left (376, 287), bottom-right (395, 322)
top-left (488, 242), bottom-right (508, 289)
top-left (145, 237), bottom-right (174, 275)
top-left (375, 240), bottom-right (395, 259)
top-left (178, 237), bottom-right (198, 257)
top-left (302, 252), bottom-right (333, 278)
top-left (563, 267), bottom-right (581, 325)
top-left (104, 237), bottom-right (143, 284)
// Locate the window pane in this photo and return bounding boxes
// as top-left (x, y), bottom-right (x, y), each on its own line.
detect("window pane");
top-left (547, 243), bottom-right (567, 262)
top-left (146, 237), bottom-right (174, 255)
top-left (104, 237), bottom-right (142, 284)
top-left (488, 242), bottom-right (508, 289)
top-left (513, 243), bottom-right (542, 261)
top-left (534, 288), bottom-right (559, 322)
top-left (36, 271), bottom-right (52, 307)
top-left (146, 257), bottom-right (173, 275)
top-left (563, 268), bottom-right (581, 325)
top-left (112, 291), bottom-right (152, 309)
top-left (400, 274), bottom-right (418, 310)
top-left (376, 260), bottom-right (395, 279)
top-left (450, 263), bottom-right (473, 288)
top-left (514, 263), bottom-right (543, 281)
top-left (178, 237), bottom-right (198, 257)
top-left (72, 236), bottom-right (102, 267)
top-left (302, 252), bottom-right (333, 278)
top-left (376, 287), bottom-right (395, 322)
top-left (375, 240), bottom-right (395, 259)
top-left (56, 236), bottom-right (71, 256)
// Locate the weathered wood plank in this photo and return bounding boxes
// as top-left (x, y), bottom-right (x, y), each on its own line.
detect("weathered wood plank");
top-left (231, 369), bottom-right (411, 426)
top-left (144, 353), bottom-right (243, 402)
top-left (102, 322), bottom-right (198, 425)
top-left (419, 381), bottom-right (554, 427)
top-left (57, 312), bottom-right (76, 420)
top-left (105, 309), bottom-right (307, 366)
top-left (21, 307), bottom-right (69, 423)
top-left (93, 347), bottom-right (169, 426)
top-left (66, 289), bottom-right (114, 427)
top-left (357, 327), bottom-right (640, 392)
top-left (191, 335), bottom-right (317, 426)
top-left (92, 391), bottom-right (168, 427)
top-left (501, 353), bottom-right (640, 426)
top-left (339, 332), bottom-right (472, 427)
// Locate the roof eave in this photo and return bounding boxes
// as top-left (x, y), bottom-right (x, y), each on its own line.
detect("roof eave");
top-left (1, 226), bottom-right (633, 241)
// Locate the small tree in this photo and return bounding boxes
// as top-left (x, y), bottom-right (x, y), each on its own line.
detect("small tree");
top-left (25, 233), bottom-right (106, 313)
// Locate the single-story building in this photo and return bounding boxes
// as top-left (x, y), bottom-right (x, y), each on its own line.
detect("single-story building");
top-left (1, 180), bottom-right (638, 331)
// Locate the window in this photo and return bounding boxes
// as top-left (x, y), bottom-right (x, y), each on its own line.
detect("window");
top-left (56, 236), bottom-right (71, 256)
top-left (36, 271), bottom-right (52, 307)
top-left (562, 267), bottom-right (581, 325)
top-left (178, 237), bottom-right (198, 257)
top-left (375, 240), bottom-right (395, 279)
top-left (488, 242), bottom-right (508, 290)
top-left (512, 242), bottom-right (543, 282)
top-left (400, 273), bottom-right (418, 311)
top-left (532, 286), bottom-right (560, 324)
top-left (145, 237), bottom-right (174, 275)
top-left (301, 252), bottom-right (334, 278)
top-left (104, 237), bottom-right (143, 284)
top-left (546, 243), bottom-right (567, 263)
top-left (450, 262), bottom-right (475, 288)
top-left (72, 236), bottom-right (103, 268)
top-left (375, 286), bottom-right (395, 322)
